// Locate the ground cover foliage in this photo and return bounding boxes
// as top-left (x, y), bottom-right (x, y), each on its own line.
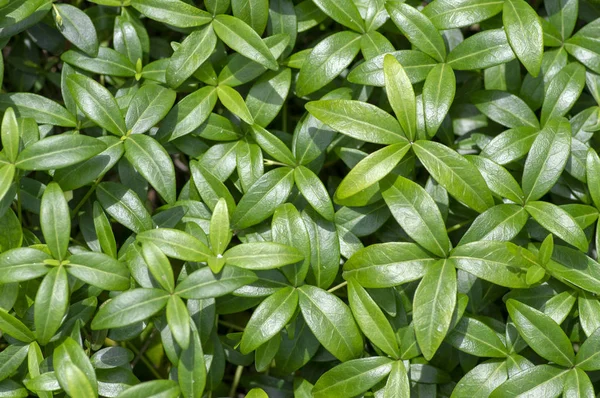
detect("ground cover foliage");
top-left (4, 0), bottom-right (600, 397)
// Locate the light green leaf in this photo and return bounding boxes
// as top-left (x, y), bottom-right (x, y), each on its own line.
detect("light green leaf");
top-left (413, 259), bottom-right (457, 360)
top-left (503, 0), bottom-right (544, 77)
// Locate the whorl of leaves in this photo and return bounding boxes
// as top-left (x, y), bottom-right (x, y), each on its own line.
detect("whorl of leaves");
top-left (1, 0), bottom-right (600, 397)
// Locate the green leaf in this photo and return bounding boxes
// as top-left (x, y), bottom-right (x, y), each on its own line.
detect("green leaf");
top-left (490, 364), bottom-right (567, 398)
top-left (384, 54), bottom-right (416, 141)
top-left (447, 29), bottom-right (515, 70)
top-left (451, 360), bottom-right (508, 398)
top-left (575, 327), bottom-right (600, 370)
top-left (385, 2), bottom-right (446, 62)
top-left (125, 84), bottom-right (176, 135)
top-left (190, 161), bottom-right (236, 215)
top-left (522, 118), bottom-right (570, 202)
top-left (563, 368), bottom-right (594, 398)
top-left (40, 182), bottom-right (70, 261)
top-left (381, 174), bottom-right (450, 257)
top-left (306, 99), bottom-right (406, 145)
top-left (413, 140), bottom-right (494, 213)
top-left (413, 259), bottom-right (457, 360)
top-left (459, 204), bottom-right (528, 244)
top-left (232, 0), bottom-right (269, 34)
top-left (93, 201), bottom-right (117, 258)
top-left (272, 203), bottom-right (311, 285)
top-left (293, 166), bottom-right (334, 221)
top-left (54, 136), bottom-right (124, 192)
top-left (423, 63), bottom-right (456, 137)
top-left (246, 68), bottom-right (292, 128)
top-left (302, 209), bottom-right (340, 289)
top-left (0, 307), bottom-right (34, 343)
top-left (167, 25), bottom-right (216, 89)
top-left (217, 85), bottom-right (254, 125)
top-left (472, 90), bottom-right (539, 129)
top-left (0, 344), bottom-right (29, 383)
top-left (546, 245), bottom-right (600, 295)
top-left (66, 74), bottom-right (126, 136)
top-left (136, 228), bottom-right (212, 263)
top-left (525, 201), bottom-right (588, 252)
top-left (506, 299), bottom-right (574, 366)
top-left (117, 380), bottom-right (180, 398)
top-left (250, 124), bottom-right (296, 166)
top-left (90, 347), bottom-right (134, 369)
top-left (0, 164), bottom-right (14, 203)
top-left (53, 3), bottom-right (98, 57)
top-left (467, 155), bottom-right (524, 204)
top-left (587, 149), bottom-right (600, 209)
top-left (541, 63), bottom-right (585, 126)
top-left (97, 182), bottom-right (153, 234)
top-left (124, 134), bottom-right (176, 204)
top-left (343, 242), bottom-right (435, 287)
top-left (383, 361), bottom-right (410, 398)
top-left (336, 143), bottom-right (410, 201)
top-left (240, 286), bottom-right (298, 353)
top-left (213, 15), bottom-right (277, 71)
top-left (450, 241), bottom-right (530, 288)
top-left (296, 31), bottom-right (362, 96)
top-left (298, 285), bottom-right (363, 361)
top-left (312, 357), bottom-right (393, 398)
top-left (175, 265), bottom-right (257, 299)
top-left (348, 50), bottom-right (438, 87)
top-left (130, 0), bottom-right (212, 28)
top-left (67, 252), bottom-right (130, 291)
top-left (503, 0), bottom-right (544, 77)
top-left (0, 93), bottom-right (76, 127)
top-left (311, 0), bottom-right (364, 33)
top-left (545, 0), bottom-right (578, 40)
top-left (15, 134), bottom-right (107, 171)
top-left (423, 0), bottom-right (503, 29)
top-left (224, 242), bottom-right (303, 270)
top-left (446, 316), bottom-right (508, 357)
top-left (142, 241), bottom-right (175, 292)
top-left (166, 295), bottom-right (190, 350)
top-left (1, 107), bottom-right (18, 163)
top-left (178, 328), bottom-right (205, 398)
top-left (231, 167), bottom-right (294, 230)
top-left (61, 48), bottom-right (136, 77)
top-left (35, 266), bottom-right (69, 345)
top-left (113, 16), bottom-right (142, 65)
top-left (53, 337), bottom-right (97, 398)
top-left (348, 280), bottom-right (400, 358)
top-left (209, 198), bottom-right (232, 256)
top-left (481, 126), bottom-right (539, 165)
top-left (91, 288), bottom-right (169, 330)
top-left (157, 86), bottom-right (218, 141)
top-left (0, 248), bottom-right (51, 283)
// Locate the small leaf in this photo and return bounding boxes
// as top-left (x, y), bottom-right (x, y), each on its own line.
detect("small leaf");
top-left (66, 74), bottom-right (126, 136)
top-left (240, 286), bottom-right (298, 353)
top-left (506, 299), bottom-right (574, 366)
top-left (91, 288), bottom-right (169, 330)
top-left (413, 259), bottom-right (457, 360)
top-left (503, 0), bottom-right (544, 77)
top-left (1, 107), bottom-right (19, 163)
top-left (312, 357), bottom-right (393, 398)
top-left (213, 15), bottom-right (277, 70)
top-left (383, 54), bottom-right (416, 141)
top-left (166, 25), bottom-right (216, 89)
top-left (423, 63), bottom-right (456, 137)
top-left (53, 337), bottom-right (98, 398)
top-left (35, 266), bottom-right (69, 345)
top-left (124, 134), bottom-right (176, 204)
top-left (224, 242), bottom-right (303, 270)
top-left (40, 182), bottom-right (70, 261)
top-left (298, 285), bottom-right (363, 361)
top-left (53, 3), bottom-right (98, 57)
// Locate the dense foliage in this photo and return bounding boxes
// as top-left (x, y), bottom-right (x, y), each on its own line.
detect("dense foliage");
top-left (4, 0), bottom-right (600, 396)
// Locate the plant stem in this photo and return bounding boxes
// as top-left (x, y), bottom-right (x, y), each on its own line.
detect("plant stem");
top-left (125, 341), bottom-right (163, 380)
top-left (327, 281), bottom-right (347, 293)
top-left (219, 320), bottom-right (244, 332)
top-left (229, 365), bottom-right (244, 398)
top-left (70, 179), bottom-right (101, 218)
